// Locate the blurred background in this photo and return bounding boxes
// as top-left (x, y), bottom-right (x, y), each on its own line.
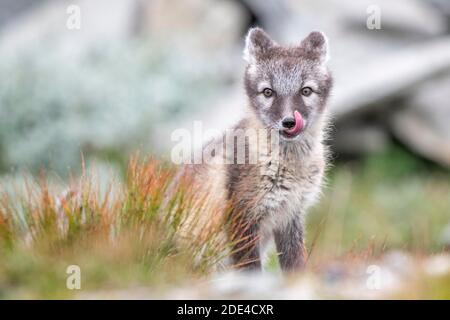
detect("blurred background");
top-left (0, 0), bottom-right (449, 298)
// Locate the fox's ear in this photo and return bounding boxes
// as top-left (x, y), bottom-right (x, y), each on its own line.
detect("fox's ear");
top-left (243, 27), bottom-right (276, 63)
top-left (300, 31), bottom-right (329, 63)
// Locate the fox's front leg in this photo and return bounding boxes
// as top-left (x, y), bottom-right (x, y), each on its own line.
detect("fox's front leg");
top-left (230, 220), bottom-right (261, 271)
top-left (273, 216), bottom-right (306, 272)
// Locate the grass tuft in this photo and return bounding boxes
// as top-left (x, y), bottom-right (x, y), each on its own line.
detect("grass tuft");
top-left (0, 158), bottom-right (228, 298)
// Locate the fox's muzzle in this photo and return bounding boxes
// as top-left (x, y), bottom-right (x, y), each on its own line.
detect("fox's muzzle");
top-left (282, 110), bottom-right (304, 136)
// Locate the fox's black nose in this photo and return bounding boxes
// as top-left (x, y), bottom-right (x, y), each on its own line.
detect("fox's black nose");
top-left (282, 117), bottom-right (296, 129)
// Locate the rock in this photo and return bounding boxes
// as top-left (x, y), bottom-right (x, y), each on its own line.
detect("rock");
top-left (239, 0), bottom-right (302, 42)
top-left (424, 254), bottom-right (450, 276)
top-left (333, 123), bottom-right (389, 155)
top-left (0, 0), bottom-right (45, 28)
top-left (330, 37), bottom-right (450, 119)
top-left (382, 250), bottom-right (416, 276)
top-left (136, 0), bottom-right (245, 53)
top-left (390, 74), bottom-right (450, 168)
top-left (337, 0), bottom-right (448, 36)
top-left (209, 271), bottom-right (282, 298)
top-left (426, 0), bottom-right (450, 19)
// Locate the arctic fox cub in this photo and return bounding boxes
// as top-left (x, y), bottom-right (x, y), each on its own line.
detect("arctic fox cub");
top-left (188, 28), bottom-right (333, 272)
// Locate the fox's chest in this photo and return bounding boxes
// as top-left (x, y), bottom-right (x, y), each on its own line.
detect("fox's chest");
top-left (254, 158), bottom-right (323, 224)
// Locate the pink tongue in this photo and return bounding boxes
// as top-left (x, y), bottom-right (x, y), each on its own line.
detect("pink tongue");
top-left (284, 110), bottom-right (304, 135)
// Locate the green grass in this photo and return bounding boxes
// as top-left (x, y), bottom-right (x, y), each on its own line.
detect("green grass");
top-left (307, 146), bottom-right (450, 264)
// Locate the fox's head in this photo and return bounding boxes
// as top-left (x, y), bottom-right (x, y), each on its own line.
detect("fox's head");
top-left (243, 28), bottom-right (332, 141)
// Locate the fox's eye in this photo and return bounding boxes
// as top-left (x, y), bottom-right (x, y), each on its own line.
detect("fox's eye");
top-left (262, 88), bottom-right (274, 98)
top-left (301, 87), bottom-right (313, 97)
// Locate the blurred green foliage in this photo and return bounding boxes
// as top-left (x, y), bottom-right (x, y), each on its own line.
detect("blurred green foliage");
top-left (308, 145), bottom-right (450, 261)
